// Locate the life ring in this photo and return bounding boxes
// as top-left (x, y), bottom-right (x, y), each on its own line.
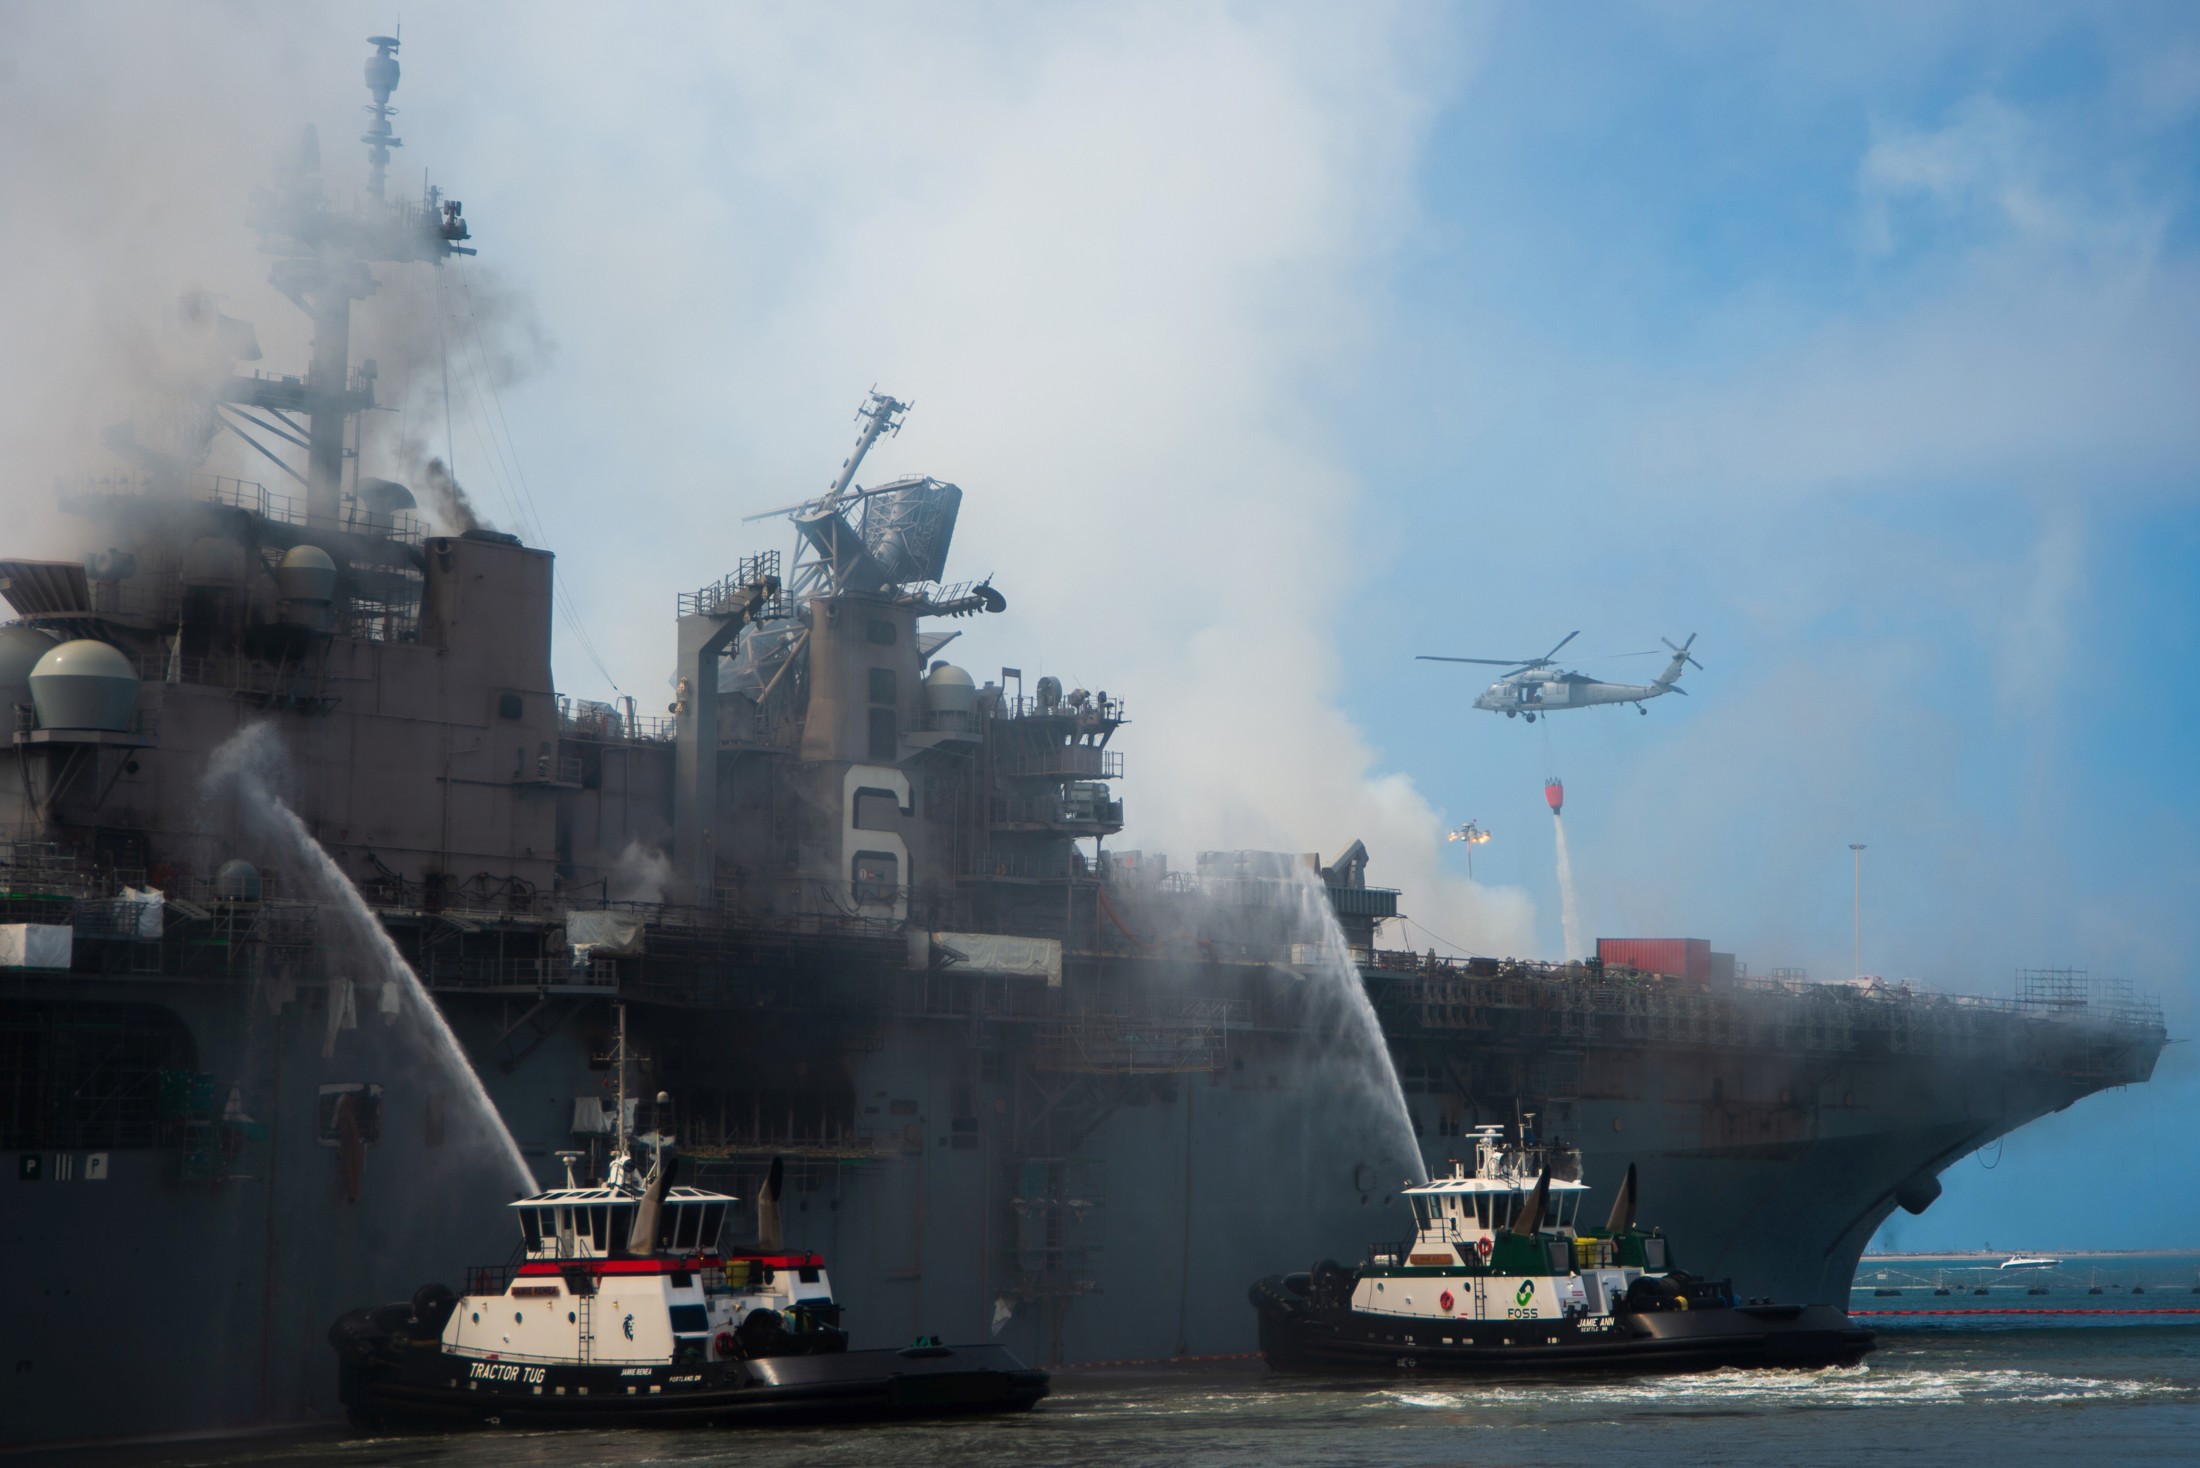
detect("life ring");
top-left (1476, 1236), bottom-right (1493, 1259)
top-left (713, 1330), bottom-right (739, 1359)
top-left (1439, 1290), bottom-right (1455, 1313)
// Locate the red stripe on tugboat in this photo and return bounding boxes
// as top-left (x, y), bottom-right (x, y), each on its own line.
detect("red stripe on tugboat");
top-left (509, 1251), bottom-right (826, 1279)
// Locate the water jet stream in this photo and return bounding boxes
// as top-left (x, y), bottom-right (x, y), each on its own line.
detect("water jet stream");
top-left (207, 725), bottom-right (535, 1193)
top-left (1287, 865), bottom-right (1428, 1185)
top-left (1553, 814), bottom-right (1584, 963)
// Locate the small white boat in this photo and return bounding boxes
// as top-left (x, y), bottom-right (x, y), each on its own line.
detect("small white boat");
top-left (1996, 1255), bottom-right (2062, 1271)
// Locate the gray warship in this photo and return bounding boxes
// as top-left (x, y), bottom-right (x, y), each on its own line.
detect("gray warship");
top-left (0, 40), bottom-right (2166, 1446)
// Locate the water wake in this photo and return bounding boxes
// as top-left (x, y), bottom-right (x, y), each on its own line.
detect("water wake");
top-left (1552, 814), bottom-right (1583, 962)
top-left (206, 724), bottom-right (536, 1193)
top-left (1286, 865), bottom-right (1427, 1185)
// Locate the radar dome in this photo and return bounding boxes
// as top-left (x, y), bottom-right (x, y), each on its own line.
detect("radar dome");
top-left (923, 661), bottom-right (977, 717)
top-left (274, 544), bottom-right (337, 603)
top-left (28, 639), bottom-right (139, 732)
top-left (214, 859), bottom-right (262, 902)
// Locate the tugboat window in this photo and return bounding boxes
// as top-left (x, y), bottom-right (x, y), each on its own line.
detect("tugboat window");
top-left (520, 1210), bottom-right (544, 1251)
top-left (673, 1206), bottom-right (700, 1251)
top-left (588, 1205), bottom-right (609, 1249)
top-left (700, 1203), bottom-right (726, 1245)
top-left (605, 1203), bottom-right (633, 1253)
top-left (1474, 1195), bottom-right (1491, 1228)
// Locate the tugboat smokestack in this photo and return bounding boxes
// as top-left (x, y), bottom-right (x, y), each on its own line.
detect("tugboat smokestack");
top-left (759, 1157), bottom-right (785, 1252)
top-left (1606, 1162), bottom-right (1638, 1234)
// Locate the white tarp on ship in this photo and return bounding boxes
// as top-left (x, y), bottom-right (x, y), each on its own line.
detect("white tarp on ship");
top-left (0, 923), bottom-right (73, 969)
top-left (571, 1096), bottom-right (640, 1135)
top-left (566, 910), bottom-right (647, 958)
top-left (920, 931), bottom-right (1063, 986)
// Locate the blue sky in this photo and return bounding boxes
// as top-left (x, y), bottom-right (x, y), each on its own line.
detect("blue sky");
top-left (1328, 3), bottom-right (2200, 1249)
top-left (4, 1), bottom-right (2196, 1249)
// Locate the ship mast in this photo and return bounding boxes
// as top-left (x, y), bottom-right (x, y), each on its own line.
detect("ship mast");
top-left (220, 34), bottom-right (476, 530)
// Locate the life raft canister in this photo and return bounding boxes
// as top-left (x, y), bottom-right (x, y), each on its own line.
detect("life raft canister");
top-left (713, 1330), bottom-right (739, 1358)
top-left (1439, 1290), bottom-right (1455, 1313)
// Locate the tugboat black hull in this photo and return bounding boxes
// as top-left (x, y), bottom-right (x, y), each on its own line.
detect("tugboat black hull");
top-left (332, 1310), bottom-right (1047, 1430)
top-left (1249, 1277), bottom-right (1872, 1375)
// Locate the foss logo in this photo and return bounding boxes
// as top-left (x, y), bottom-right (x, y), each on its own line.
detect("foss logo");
top-left (1515, 1281), bottom-right (1535, 1308)
top-left (623, 1313), bottom-right (636, 1341)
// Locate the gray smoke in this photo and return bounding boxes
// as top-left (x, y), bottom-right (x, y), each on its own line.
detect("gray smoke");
top-left (419, 457), bottom-right (492, 536)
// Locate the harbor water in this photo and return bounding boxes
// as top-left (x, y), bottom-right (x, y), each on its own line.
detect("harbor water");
top-left (35, 1317), bottom-right (2200, 1468)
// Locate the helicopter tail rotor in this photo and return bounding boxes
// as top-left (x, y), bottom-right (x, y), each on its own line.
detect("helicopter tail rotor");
top-left (1655, 634), bottom-right (1701, 688)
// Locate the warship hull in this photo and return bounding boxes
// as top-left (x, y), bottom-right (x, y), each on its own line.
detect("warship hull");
top-left (0, 948), bottom-right (2158, 1444)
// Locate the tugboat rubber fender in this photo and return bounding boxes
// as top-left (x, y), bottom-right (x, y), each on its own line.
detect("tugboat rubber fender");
top-left (1310, 1258), bottom-right (1357, 1310)
top-left (738, 1307), bottom-right (787, 1356)
top-left (411, 1281), bottom-right (457, 1336)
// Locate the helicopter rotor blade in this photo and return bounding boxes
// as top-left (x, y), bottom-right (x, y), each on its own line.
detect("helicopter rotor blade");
top-left (1418, 656), bottom-right (1537, 667)
top-left (1543, 630), bottom-right (1581, 663)
top-left (1660, 633), bottom-right (1704, 671)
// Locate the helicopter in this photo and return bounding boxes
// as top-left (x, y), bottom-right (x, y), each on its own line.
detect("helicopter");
top-left (1418, 631), bottom-right (1701, 721)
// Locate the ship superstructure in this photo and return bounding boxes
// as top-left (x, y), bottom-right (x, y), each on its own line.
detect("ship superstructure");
top-left (0, 39), bottom-right (2168, 1446)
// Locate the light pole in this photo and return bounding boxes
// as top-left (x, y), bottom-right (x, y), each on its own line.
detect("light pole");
top-left (1849, 843), bottom-right (1866, 979)
top-left (1449, 821), bottom-right (1490, 878)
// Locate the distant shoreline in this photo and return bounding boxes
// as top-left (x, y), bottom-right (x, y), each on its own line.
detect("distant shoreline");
top-left (1862, 1250), bottom-right (2199, 1260)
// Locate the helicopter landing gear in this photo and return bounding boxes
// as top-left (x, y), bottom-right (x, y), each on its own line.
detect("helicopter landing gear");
top-left (1506, 710), bottom-right (1517, 719)
top-left (1638, 705), bottom-right (1648, 716)
top-left (1524, 712), bottom-right (1536, 723)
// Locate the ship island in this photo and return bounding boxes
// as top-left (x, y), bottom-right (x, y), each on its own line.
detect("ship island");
top-left (0, 38), bottom-right (2167, 1447)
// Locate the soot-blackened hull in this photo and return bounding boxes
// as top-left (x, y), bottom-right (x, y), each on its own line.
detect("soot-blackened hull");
top-left (1248, 1279), bottom-right (1871, 1375)
top-left (332, 1325), bottom-right (1046, 1430)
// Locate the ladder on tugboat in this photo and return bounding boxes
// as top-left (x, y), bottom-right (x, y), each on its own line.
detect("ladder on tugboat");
top-left (577, 1292), bottom-right (593, 1364)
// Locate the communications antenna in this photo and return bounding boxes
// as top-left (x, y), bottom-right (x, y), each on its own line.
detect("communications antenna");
top-left (363, 33), bottom-right (403, 200)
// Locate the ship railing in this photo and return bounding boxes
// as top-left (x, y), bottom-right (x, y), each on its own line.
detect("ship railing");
top-left (556, 695), bottom-right (677, 744)
top-left (994, 748), bottom-right (1124, 780)
top-left (678, 552), bottom-right (784, 619)
top-left (991, 694), bottom-right (1127, 725)
top-left (1370, 948), bottom-right (2165, 1035)
top-left (61, 471), bottom-right (425, 544)
top-left (964, 851), bottom-right (1091, 882)
top-left (985, 794), bottom-right (1125, 830)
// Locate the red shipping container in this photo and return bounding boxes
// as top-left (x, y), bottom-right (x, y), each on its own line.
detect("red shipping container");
top-left (1596, 938), bottom-right (1711, 979)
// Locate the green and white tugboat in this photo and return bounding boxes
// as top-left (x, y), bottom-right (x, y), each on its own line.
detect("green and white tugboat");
top-left (1249, 1125), bottom-right (1873, 1374)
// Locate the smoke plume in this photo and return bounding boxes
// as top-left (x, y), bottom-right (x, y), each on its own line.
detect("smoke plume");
top-left (420, 457), bottom-right (492, 536)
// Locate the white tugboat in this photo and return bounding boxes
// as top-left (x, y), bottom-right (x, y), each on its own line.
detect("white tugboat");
top-left (1249, 1125), bottom-right (1872, 1373)
top-left (329, 1017), bottom-right (1046, 1428)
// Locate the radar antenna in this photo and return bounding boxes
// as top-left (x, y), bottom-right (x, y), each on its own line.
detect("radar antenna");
top-left (362, 33), bottom-right (403, 201)
top-left (827, 389), bottom-right (911, 503)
